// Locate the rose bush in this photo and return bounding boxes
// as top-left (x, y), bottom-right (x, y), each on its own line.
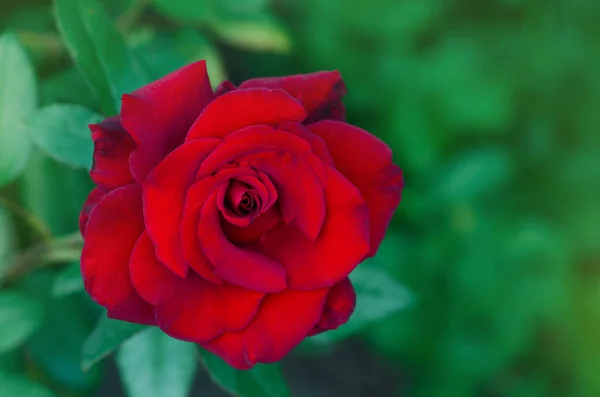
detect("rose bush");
top-left (79, 60), bottom-right (403, 369)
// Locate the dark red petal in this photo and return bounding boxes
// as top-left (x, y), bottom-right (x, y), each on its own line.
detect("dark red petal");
top-left (214, 81), bottom-right (237, 96)
top-left (197, 127), bottom-right (312, 178)
top-left (130, 232), bottom-right (264, 342)
top-left (79, 187), bottom-right (106, 236)
top-left (185, 88), bottom-right (306, 140)
top-left (121, 61), bottom-right (214, 182)
top-left (198, 193), bottom-right (287, 293)
top-left (222, 205), bottom-right (282, 244)
top-left (80, 184), bottom-right (155, 325)
top-left (90, 117), bottom-right (136, 190)
top-left (239, 71), bottom-right (346, 123)
top-left (201, 288), bottom-right (328, 369)
top-left (308, 120), bottom-right (403, 255)
top-left (181, 168), bottom-right (254, 283)
top-left (288, 162), bottom-right (325, 241)
top-left (309, 278), bottom-right (356, 336)
top-left (130, 231), bottom-right (180, 305)
top-left (143, 139), bottom-right (221, 278)
top-left (278, 122), bottom-right (334, 166)
top-left (261, 167), bottom-right (370, 289)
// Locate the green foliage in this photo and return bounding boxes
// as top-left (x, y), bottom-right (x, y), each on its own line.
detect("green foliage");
top-left (54, 0), bottom-right (150, 115)
top-left (25, 105), bottom-right (102, 169)
top-left (51, 261), bottom-right (83, 297)
top-left (82, 316), bottom-right (147, 371)
top-left (199, 349), bottom-right (290, 397)
top-left (0, 291), bottom-right (43, 354)
top-left (116, 328), bottom-right (198, 397)
top-left (0, 31), bottom-right (37, 188)
top-left (0, 372), bottom-right (56, 397)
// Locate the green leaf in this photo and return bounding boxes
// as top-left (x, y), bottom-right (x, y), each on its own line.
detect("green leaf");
top-left (213, 19), bottom-right (292, 53)
top-left (150, 0), bottom-right (211, 23)
top-left (27, 294), bottom-right (102, 391)
top-left (435, 148), bottom-right (515, 203)
top-left (54, 0), bottom-right (151, 116)
top-left (199, 349), bottom-right (290, 397)
top-left (0, 291), bottom-right (43, 354)
top-left (311, 264), bottom-right (413, 343)
top-left (20, 150), bottom-right (95, 235)
top-left (0, 372), bottom-right (56, 397)
top-left (25, 104), bottom-right (102, 169)
top-left (82, 315), bottom-right (147, 371)
top-left (0, 203), bottom-right (16, 280)
top-left (0, 31), bottom-right (37, 188)
top-left (116, 328), bottom-right (198, 397)
top-left (41, 68), bottom-right (99, 109)
top-left (52, 261), bottom-right (84, 297)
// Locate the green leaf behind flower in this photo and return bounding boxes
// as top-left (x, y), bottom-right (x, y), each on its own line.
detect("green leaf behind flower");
top-left (0, 291), bottom-right (43, 354)
top-left (81, 315), bottom-right (147, 371)
top-left (0, 31), bottom-right (37, 188)
top-left (54, 0), bottom-right (151, 116)
top-left (25, 104), bottom-right (103, 170)
top-left (116, 328), bottom-right (199, 397)
top-left (199, 348), bottom-right (290, 397)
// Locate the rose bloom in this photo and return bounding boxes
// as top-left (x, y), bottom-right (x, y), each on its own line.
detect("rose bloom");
top-left (79, 61), bottom-right (403, 369)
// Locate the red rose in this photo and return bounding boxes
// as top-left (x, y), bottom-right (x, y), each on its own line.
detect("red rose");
top-left (80, 61), bottom-right (403, 369)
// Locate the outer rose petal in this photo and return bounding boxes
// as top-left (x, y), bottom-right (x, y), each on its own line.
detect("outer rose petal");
top-left (239, 71), bottom-right (346, 123)
top-left (202, 288), bottom-right (328, 369)
top-left (90, 116), bottom-right (136, 190)
top-left (143, 139), bottom-right (221, 278)
top-left (121, 61), bottom-right (214, 182)
top-left (185, 88), bottom-right (307, 140)
top-left (309, 278), bottom-right (356, 336)
top-left (80, 185), bottom-right (155, 325)
top-left (130, 232), bottom-right (264, 342)
top-left (261, 167), bottom-right (370, 290)
top-left (214, 81), bottom-right (236, 96)
top-left (308, 120), bottom-right (403, 255)
top-left (198, 193), bottom-right (287, 293)
top-left (79, 187), bottom-right (106, 236)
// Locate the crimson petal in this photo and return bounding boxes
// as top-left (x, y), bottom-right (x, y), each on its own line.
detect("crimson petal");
top-left (143, 139), bottom-right (221, 278)
top-left (309, 278), bottom-right (356, 336)
top-left (122, 61), bottom-right (214, 182)
top-left (90, 116), bottom-right (136, 190)
top-left (80, 185), bottom-right (155, 325)
top-left (239, 71), bottom-right (346, 123)
top-left (308, 120), bottom-right (403, 255)
top-left (130, 232), bottom-right (264, 342)
top-left (201, 289), bottom-right (328, 369)
top-left (185, 88), bottom-right (306, 140)
top-left (198, 193), bottom-right (287, 293)
top-left (261, 167), bottom-right (370, 289)
top-left (79, 187), bottom-right (106, 236)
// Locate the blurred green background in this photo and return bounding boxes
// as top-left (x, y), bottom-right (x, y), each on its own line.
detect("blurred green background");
top-left (1, 0), bottom-right (600, 396)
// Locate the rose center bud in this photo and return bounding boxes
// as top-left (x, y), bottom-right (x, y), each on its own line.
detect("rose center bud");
top-left (226, 181), bottom-right (260, 217)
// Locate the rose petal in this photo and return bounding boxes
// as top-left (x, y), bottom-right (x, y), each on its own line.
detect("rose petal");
top-left (90, 116), bottom-right (136, 190)
top-left (197, 127), bottom-right (312, 178)
top-left (79, 187), bottom-right (106, 236)
top-left (181, 168), bottom-right (255, 283)
top-left (198, 193), bottom-right (287, 293)
top-left (308, 120), bottom-right (403, 255)
top-left (143, 139), bottom-right (221, 278)
top-left (81, 184), bottom-right (155, 325)
top-left (121, 61), bottom-right (214, 182)
top-left (278, 121), bottom-right (334, 166)
top-left (222, 205), bottom-right (282, 244)
top-left (201, 288), bottom-right (328, 369)
top-left (214, 81), bottom-right (236, 96)
top-left (239, 71), bottom-right (346, 123)
top-left (185, 88), bottom-right (307, 140)
top-left (261, 167), bottom-right (370, 289)
top-left (130, 232), bottom-right (264, 342)
top-left (309, 278), bottom-right (356, 336)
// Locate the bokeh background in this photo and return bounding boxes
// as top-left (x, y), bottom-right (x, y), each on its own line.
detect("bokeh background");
top-left (1, 0), bottom-right (600, 396)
